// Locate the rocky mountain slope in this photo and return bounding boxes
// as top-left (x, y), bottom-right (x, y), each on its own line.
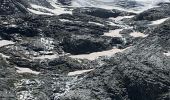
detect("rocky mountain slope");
top-left (0, 0), bottom-right (170, 100)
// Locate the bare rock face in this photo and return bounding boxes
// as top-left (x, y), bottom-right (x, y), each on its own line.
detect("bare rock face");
top-left (60, 35), bottom-right (125, 55)
top-left (59, 19), bottom-right (170, 100)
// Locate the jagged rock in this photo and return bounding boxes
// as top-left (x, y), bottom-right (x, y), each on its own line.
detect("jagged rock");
top-left (0, 0), bottom-right (170, 100)
top-left (59, 17), bottom-right (170, 100)
top-left (0, 56), bottom-right (18, 100)
top-left (60, 35), bottom-right (125, 55)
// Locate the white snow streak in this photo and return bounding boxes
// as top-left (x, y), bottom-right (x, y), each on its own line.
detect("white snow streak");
top-left (150, 17), bottom-right (169, 25)
top-left (104, 29), bottom-right (123, 37)
top-left (16, 67), bottom-right (40, 75)
top-left (130, 31), bottom-right (148, 37)
top-left (27, 8), bottom-right (53, 15)
top-left (88, 22), bottom-right (105, 26)
top-left (68, 69), bottom-right (94, 76)
top-left (0, 40), bottom-right (14, 47)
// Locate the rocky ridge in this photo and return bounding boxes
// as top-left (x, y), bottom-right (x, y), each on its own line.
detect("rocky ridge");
top-left (0, 0), bottom-right (170, 100)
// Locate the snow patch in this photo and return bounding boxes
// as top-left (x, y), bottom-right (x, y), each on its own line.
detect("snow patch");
top-left (108, 16), bottom-right (134, 28)
top-left (27, 8), bottom-right (53, 15)
top-left (110, 15), bottom-right (134, 22)
top-left (2, 22), bottom-right (9, 25)
top-left (108, 21), bottom-right (117, 26)
top-left (0, 40), bottom-right (15, 47)
top-left (59, 19), bottom-right (72, 22)
top-left (88, 22), bottom-right (105, 26)
top-left (16, 67), bottom-right (40, 75)
top-left (164, 51), bottom-right (170, 56)
top-left (68, 69), bottom-right (94, 76)
top-left (150, 17), bottom-right (169, 25)
top-left (104, 29), bottom-right (123, 37)
top-left (0, 53), bottom-right (10, 58)
top-left (8, 24), bottom-right (17, 27)
top-left (70, 47), bottom-right (130, 60)
top-left (130, 31), bottom-right (148, 37)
